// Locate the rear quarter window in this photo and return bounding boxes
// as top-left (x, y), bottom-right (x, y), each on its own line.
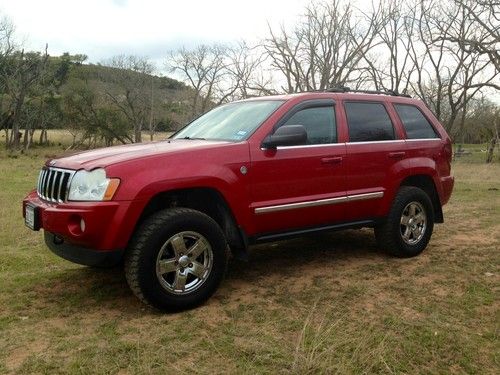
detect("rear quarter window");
top-left (395, 104), bottom-right (439, 139)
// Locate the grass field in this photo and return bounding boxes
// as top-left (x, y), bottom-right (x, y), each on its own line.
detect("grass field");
top-left (0, 136), bottom-right (499, 374)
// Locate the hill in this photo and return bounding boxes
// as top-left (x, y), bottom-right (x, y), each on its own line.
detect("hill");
top-left (1, 52), bottom-right (194, 149)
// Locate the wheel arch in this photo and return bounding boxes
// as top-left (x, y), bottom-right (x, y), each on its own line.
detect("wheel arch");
top-left (400, 174), bottom-right (443, 223)
top-left (132, 187), bottom-right (248, 256)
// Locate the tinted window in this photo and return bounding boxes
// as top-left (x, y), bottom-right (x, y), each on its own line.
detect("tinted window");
top-left (283, 106), bottom-right (336, 144)
top-left (345, 102), bottom-right (395, 142)
top-left (395, 104), bottom-right (439, 139)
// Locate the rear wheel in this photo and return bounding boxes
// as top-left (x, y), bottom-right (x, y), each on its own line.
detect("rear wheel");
top-left (125, 208), bottom-right (228, 311)
top-left (375, 186), bottom-right (434, 257)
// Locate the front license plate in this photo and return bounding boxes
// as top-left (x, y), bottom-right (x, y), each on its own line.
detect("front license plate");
top-left (25, 204), bottom-right (39, 231)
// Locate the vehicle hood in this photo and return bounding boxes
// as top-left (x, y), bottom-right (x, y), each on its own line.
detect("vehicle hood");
top-left (46, 139), bottom-right (233, 170)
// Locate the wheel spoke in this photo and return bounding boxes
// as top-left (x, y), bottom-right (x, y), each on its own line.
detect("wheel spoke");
top-left (409, 204), bottom-right (416, 217)
top-left (171, 235), bottom-right (187, 256)
top-left (173, 270), bottom-right (187, 291)
top-left (403, 227), bottom-right (411, 241)
top-left (187, 239), bottom-right (208, 259)
top-left (414, 212), bottom-right (425, 224)
top-left (400, 214), bottom-right (410, 225)
top-left (158, 259), bottom-right (177, 274)
top-left (413, 227), bottom-right (422, 238)
top-left (188, 261), bottom-right (206, 279)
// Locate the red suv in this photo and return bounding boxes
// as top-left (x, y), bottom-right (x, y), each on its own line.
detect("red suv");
top-left (23, 89), bottom-right (454, 311)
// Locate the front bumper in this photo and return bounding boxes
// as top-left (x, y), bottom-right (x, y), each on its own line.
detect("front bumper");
top-left (23, 190), bottom-right (145, 251)
top-left (45, 232), bottom-right (123, 267)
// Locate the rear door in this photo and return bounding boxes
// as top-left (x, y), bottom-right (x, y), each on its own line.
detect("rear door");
top-left (341, 100), bottom-right (408, 221)
top-left (249, 99), bottom-right (347, 234)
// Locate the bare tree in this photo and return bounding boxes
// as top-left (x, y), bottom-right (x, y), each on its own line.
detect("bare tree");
top-left (446, 0), bottom-right (500, 75)
top-left (102, 55), bottom-right (155, 142)
top-left (263, 0), bottom-right (386, 93)
top-left (364, 0), bottom-right (417, 93)
top-left (224, 42), bottom-right (276, 100)
top-left (167, 44), bottom-right (233, 117)
top-left (405, 0), bottom-right (498, 140)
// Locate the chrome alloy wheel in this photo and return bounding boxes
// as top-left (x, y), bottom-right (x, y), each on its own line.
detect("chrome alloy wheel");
top-left (400, 201), bottom-right (427, 245)
top-left (156, 231), bottom-right (214, 295)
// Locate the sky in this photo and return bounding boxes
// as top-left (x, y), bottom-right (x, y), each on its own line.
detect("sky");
top-left (0, 0), bottom-right (311, 65)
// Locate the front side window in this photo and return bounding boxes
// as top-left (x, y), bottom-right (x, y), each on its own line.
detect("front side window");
top-left (173, 100), bottom-right (284, 142)
top-left (282, 106), bottom-right (337, 144)
top-left (395, 104), bottom-right (439, 139)
top-left (345, 102), bottom-right (395, 142)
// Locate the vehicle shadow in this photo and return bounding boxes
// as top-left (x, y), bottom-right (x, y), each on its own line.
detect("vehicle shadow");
top-left (227, 228), bottom-right (384, 280)
top-left (30, 228), bottom-right (386, 315)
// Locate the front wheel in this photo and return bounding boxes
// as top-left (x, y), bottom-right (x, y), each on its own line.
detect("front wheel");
top-left (375, 186), bottom-right (434, 257)
top-left (124, 208), bottom-right (228, 311)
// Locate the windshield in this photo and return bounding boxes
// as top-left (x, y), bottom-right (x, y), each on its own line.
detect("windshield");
top-left (173, 100), bottom-right (284, 141)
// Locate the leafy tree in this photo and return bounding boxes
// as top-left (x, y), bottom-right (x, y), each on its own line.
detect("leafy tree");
top-left (101, 55), bottom-right (155, 142)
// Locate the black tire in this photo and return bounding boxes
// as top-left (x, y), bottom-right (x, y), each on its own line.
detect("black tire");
top-left (124, 208), bottom-right (228, 311)
top-left (375, 186), bottom-right (434, 258)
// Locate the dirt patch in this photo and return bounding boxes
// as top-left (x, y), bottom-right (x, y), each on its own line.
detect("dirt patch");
top-left (449, 232), bottom-right (498, 247)
top-left (5, 338), bottom-right (47, 372)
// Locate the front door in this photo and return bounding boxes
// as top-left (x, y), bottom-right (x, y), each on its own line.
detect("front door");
top-left (249, 99), bottom-right (347, 234)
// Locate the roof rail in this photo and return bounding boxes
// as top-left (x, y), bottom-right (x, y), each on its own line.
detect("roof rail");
top-left (324, 86), bottom-right (411, 98)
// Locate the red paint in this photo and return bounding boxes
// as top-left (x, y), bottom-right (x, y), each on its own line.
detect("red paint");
top-left (23, 92), bottom-right (454, 251)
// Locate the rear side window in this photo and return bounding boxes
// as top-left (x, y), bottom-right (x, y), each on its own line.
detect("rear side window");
top-left (395, 104), bottom-right (439, 139)
top-left (345, 102), bottom-right (395, 142)
top-left (283, 106), bottom-right (336, 144)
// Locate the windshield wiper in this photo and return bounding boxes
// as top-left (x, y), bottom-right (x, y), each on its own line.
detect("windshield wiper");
top-left (183, 136), bottom-right (206, 140)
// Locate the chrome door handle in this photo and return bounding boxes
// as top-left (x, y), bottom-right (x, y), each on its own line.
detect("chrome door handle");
top-left (321, 156), bottom-right (343, 164)
top-left (388, 152), bottom-right (406, 159)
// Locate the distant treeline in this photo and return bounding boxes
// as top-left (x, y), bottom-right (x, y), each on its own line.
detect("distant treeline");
top-left (0, 46), bottom-right (194, 150)
top-left (1, 0), bottom-right (499, 151)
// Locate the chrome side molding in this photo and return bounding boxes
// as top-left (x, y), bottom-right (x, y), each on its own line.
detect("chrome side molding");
top-left (254, 191), bottom-right (384, 214)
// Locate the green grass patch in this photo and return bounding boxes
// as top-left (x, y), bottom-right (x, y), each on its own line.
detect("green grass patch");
top-left (0, 144), bottom-right (498, 373)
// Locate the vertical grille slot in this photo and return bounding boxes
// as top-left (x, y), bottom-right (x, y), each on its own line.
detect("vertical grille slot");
top-left (37, 167), bottom-right (75, 202)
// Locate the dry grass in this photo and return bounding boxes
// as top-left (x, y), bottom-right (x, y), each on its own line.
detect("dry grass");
top-left (0, 142), bottom-right (498, 374)
top-left (0, 129), bottom-right (172, 152)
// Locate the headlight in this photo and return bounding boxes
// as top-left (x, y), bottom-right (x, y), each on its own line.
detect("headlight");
top-left (68, 168), bottom-right (120, 201)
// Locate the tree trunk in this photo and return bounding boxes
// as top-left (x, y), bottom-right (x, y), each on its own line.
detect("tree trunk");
top-left (22, 123), bottom-right (30, 151)
top-left (459, 106), bottom-right (467, 144)
top-left (486, 123), bottom-right (499, 163)
top-left (39, 129), bottom-right (48, 145)
top-left (134, 125), bottom-right (142, 143)
top-left (10, 88), bottom-right (27, 150)
top-left (486, 137), bottom-right (497, 163)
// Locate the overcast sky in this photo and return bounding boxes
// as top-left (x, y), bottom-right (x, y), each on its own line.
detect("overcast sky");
top-left (1, 0), bottom-right (311, 65)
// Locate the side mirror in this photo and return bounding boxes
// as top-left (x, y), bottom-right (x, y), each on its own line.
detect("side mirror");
top-left (261, 125), bottom-right (308, 149)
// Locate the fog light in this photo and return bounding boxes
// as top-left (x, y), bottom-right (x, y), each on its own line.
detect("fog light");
top-left (68, 215), bottom-right (84, 236)
top-left (53, 235), bottom-right (64, 245)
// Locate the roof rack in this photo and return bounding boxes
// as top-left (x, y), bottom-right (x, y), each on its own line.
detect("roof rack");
top-left (324, 86), bottom-right (411, 98)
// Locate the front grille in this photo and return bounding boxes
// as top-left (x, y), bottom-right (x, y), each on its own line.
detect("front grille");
top-left (37, 167), bottom-right (75, 202)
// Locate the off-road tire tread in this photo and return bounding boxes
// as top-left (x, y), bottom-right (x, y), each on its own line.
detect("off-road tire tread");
top-left (375, 186), bottom-right (434, 258)
top-left (124, 208), bottom-right (227, 311)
